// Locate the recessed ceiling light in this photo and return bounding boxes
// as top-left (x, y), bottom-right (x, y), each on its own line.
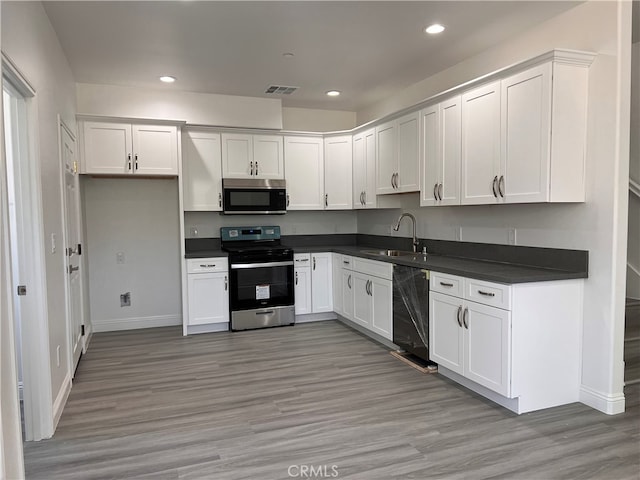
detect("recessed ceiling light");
top-left (425, 24), bottom-right (445, 34)
top-left (159, 76), bottom-right (176, 83)
top-left (326, 90), bottom-right (341, 97)
top-left (282, 52), bottom-right (295, 58)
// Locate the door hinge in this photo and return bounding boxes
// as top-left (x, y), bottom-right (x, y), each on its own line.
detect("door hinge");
top-left (81, 325), bottom-right (85, 336)
top-left (17, 285), bottom-right (27, 296)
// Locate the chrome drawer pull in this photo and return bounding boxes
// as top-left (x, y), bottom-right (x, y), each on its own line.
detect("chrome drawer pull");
top-left (478, 290), bottom-right (496, 297)
top-left (463, 307), bottom-right (469, 329)
top-left (456, 305), bottom-right (463, 327)
top-left (439, 282), bottom-right (454, 287)
top-left (200, 264), bottom-right (216, 268)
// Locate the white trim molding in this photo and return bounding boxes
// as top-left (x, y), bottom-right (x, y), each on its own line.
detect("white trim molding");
top-left (93, 314), bottom-right (181, 333)
top-left (580, 385), bottom-right (626, 415)
top-left (52, 373), bottom-right (71, 430)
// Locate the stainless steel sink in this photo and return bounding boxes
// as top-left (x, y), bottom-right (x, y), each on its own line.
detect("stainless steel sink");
top-left (360, 249), bottom-right (415, 257)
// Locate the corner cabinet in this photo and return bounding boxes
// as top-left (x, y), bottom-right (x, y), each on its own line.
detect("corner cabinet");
top-left (80, 121), bottom-right (178, 176)
top-left (186, 258), bottom-right (229, 328)
top-left (376, 111), bottom-right (420, 195)
top-left (221, 133), bottom-right (284, 179)
top-left (324, 135), bottom-right (353, 210)
top-left (349, 257), bottom-right (393, 341)
top-left (429, 271), bottom-right (583, 414)
top-left (284, 136), bottom-right (324, 210)
top-left (182, 129), bottom-right (223, 211)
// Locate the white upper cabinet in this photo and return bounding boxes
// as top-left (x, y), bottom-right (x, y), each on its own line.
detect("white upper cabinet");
top-left (284, 136), bottom-right (324, 210)
top-left (221, 133), bottom-right (284, 179)
top-left (81, 121), bottom-right (178, 176)
top-left (352, 128), bottom-right (378, 209)
top-left (420, 96), bottom-right (461, 206)
top-left (376, 111), bottom-right (420, 195)
top-left (182, 129), bottom-right (222, 211)
top-left (461, 81), bottom-right (501, 205)
top-left (324, 135), bottom-right (353, 210)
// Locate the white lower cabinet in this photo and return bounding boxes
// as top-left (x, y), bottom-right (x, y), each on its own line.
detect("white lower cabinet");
top-left (331, 254), bottom-right (344, 316)
top-left (294, 253), bottom-right (332, 315)
top-left (429, 271), bottom-right (582, 414)
top-left (343, 257), bottom-right (393, 341)
top-left (294, 266), bottom-right (312, 315)
top-left (186, 258), bottom-right (229, 327)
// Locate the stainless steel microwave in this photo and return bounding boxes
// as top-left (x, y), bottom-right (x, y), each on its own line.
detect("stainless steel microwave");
top-left (222, 178), bottom-right (287, 214)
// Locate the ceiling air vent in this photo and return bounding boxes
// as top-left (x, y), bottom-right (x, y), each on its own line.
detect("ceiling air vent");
top-left (265, 85), bottom-right (298, 95)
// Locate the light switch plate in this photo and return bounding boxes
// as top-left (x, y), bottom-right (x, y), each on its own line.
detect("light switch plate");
top-left (116, 251), bottom-right (125, 264)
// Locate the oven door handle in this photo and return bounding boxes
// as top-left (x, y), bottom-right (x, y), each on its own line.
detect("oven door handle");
top-left (230, 261), bottom-right (294, 269)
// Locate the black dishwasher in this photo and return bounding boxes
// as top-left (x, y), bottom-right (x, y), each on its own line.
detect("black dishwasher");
top-left (392, 265), bottom-right (432, 364)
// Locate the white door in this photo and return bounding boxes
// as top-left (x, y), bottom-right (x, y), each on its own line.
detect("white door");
top-left (284, 136), bottom-right (324, 210)
top-left (187, 273), bottom-right (229, 325)
top-left (324, 136), bottom-right (353, 209)
top-left (82, 121), bottom-right (131, 174)
top-left (311, 253), bottom-right (332, 313)
top-left (397, 111), bottom-right (420, 192)
top-left (252, 135), bottom-right (284, 179)
top-left (461, 82), bottom-right (501, 205)
top-left (182, 130), bottom-right (223, 211)
top-left (370, 277), bottom-right (393, 340)
top-left (439, 96), bottom-right (462, 206)
top-left (221, 133), bottom-right (253, 178)
top-left (429, 292), bottom-right (464, 373)
top-left (420, 105), bottom-right (439, 206)
top-left (464, 301), bottom-right (511, 396)
top-left (501, 63), bottom-right (552, 203)
top-left (132, 124), bottom-right (178, 175)
top-left (352, 272), bottom-right (371, 328)
top-left (61, 123), bottom-right (83, 374)
top-left (376, 120), bottom-right (396, 194)
top-left (294, 267), bottom-right (311, 315)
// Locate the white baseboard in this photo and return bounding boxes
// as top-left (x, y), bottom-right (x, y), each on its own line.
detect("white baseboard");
top-left (186, 323), bottom-right (229, 335)
top-left (93, 314), bottom-right (181, 333)
top-left (295, 312), bottom-right (337, 323)
top-left (579, 384), bottom-right (626, 415)
top-left (52, 372), bottom-right (72, 430)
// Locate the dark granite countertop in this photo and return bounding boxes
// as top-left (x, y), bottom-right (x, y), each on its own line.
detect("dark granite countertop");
top-left (185, 249), bottom-right (227, 259)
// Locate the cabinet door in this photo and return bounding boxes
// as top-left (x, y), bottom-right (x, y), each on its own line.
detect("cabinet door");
top-left (182, 130), bottom-right (222, 211)
top-left (376, 121), bottom-right (397, 195)
top-left (342, 270), bottom-right (354, 320)
top-left (420, 105), bottom-right (439, 206)
top-left (311, 253), bottom-right (333, 313)
top-left (132, 124), bottom-right (178, 175)
top-left (352, 133), bottom-right (366, 209)
top-left (284, 136), bottom-right (324, 210)
top-left (352, 272), bottom-right (371, 328)
top-left (324, 136), bottom-right (353, 209)
top-left (363, 128), bottom-right (377, 208)
top-left (187, 272), bottom-right (229, 326)
top-left (464, 301), bottom-right (511, 396)
top-left (429, 292), bottom-right (464, 374)
top-left (294, 267), bottom-right (312, 315)
top-left (82, 121), bottom-right (132, 174)
top-left (332, 254), bottom-right (343, 315)
top-left (439, 97), bottom-right (462, 206)
top-left (253, 135), bottom-right (284, 179)
top-left (501, 63), bottom-right (552, 203)
top-left (370, 277), bottom-right (393, 340)
top-left (461, 82), bottom-right (501, 205)
top-left (221, 133), bottom-right (253, 178)
top-left (397, 112), bottom-right (420, 193)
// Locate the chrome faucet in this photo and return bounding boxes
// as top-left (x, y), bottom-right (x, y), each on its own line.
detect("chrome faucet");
top-left (393, 213), bottom-right (420, 253)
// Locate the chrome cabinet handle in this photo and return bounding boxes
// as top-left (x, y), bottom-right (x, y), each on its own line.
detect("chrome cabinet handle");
top-left (224, 275), bottom-right (228, 291)
top-left (286, 194), bottom-right (290, 207)
top-left (68, 265), bottom-right (79, 274)
top-left (347, 274), bottom-right (352, 289)
top-left (360, 191), bottom-right (364, 205)
top-left (250, 161), bottom-right (254, 176)
top-left (135, 154), bottom-right (138, 171)
top-left (343, 260), bottom-right (350, 265)
top-left (297, 258), bottom-right (309, 263)
top-left (325, 194), bottom-right (328, 207)
top-left (438, 183), bottom-right (443, 201)
top-left (295, 271), bottom-right (298, 285)
top-left (498, 175), bottom-right (505, 197)
top-left (200, 264), bottom-right (216, 268)
top-left (492, 176), bottom-right (498, 198)
top-left (390, 174), bottom-right (395, 189)
top-left (218, 193), bottom-right (222, 207)
top-left (433, 183), bottom-right (438, 201)
top-left (478, 290), bottom-right (495, 297)
top-left (394, 173), bottom-right (399, 189)
top-left (362, 191), bottom-right (366, 205)
top-left (463, 307), bottom-right (469, 329)
top-left (313, 257), bottom-right (316, 270)
top-left (127, 153), bottom-right (132, 171)
top-left (255, 161), bottom-right (259, 176)
top-left (456, 305), bottom-right (463, 327)
top-left (439, 282), bottom-right (454, 287)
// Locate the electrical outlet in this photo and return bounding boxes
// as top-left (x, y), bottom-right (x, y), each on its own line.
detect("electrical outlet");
top-left (120, 292), bottom-right (131, 307)
top-left (508, 228), bottom-right (517, 245)
top-left (116, 252), bottom-right (125, 264)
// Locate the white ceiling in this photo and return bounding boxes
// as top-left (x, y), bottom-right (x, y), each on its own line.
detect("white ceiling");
top-left (42, 1), bottom-right (584, 112)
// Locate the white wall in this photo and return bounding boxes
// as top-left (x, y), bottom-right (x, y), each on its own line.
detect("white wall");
top-left (2, 0), bottom-right (77, 419)
top-left (83, 178), bottom-right (181, 332)
top-left (357, 1), bottom-right (632, 414)
top-left (628, 42), bottom-right (640, 300)
top-left (282, 107), bottom-right (356, 132)
top-left (77, 83), bottom-right (283, 130)
top-left (185, 210), bottom-right (357, 239)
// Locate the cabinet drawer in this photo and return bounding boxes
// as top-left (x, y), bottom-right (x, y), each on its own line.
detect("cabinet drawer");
top-left (187, 257), bottom-right (228, 274)
top-left (352, 257), bottom-right (392, 280)
top-left (341, 255), bottom-right (353, 270)
top-left (430, 272), bottom-right (464, 297)
top-left (465, 278), bottom-right (511, 310)
top-left (294, 253), bottom-right (311, 266)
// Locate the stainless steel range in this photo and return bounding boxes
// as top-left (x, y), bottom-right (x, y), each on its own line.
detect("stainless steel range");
top-left (221, 226), bottom-right (295, 331)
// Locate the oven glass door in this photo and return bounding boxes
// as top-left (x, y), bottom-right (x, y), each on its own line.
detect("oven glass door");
top-left (223, 188), bottom-right (286, 214)
top-left (229, 262), bottom-right (294, 311)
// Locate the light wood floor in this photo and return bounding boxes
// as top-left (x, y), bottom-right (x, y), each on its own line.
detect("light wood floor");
top-left (24, 321), bottom-right (639, 480)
